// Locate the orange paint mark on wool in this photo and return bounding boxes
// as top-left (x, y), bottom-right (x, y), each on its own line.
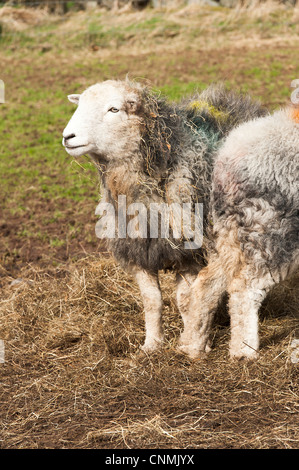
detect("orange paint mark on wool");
top-left (291, 107), bottom-right (299, 123)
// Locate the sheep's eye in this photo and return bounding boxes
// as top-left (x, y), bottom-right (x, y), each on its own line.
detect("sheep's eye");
top-left (109, 107), bottom-right (119, 113)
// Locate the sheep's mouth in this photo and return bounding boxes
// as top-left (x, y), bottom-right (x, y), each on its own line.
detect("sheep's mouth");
top-left (64, 144), bottom-right (87, 150)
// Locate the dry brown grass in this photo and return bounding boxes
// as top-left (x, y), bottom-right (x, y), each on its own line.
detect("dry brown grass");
top-left (0, 5), bottom-right (53, 31)
top-left (0, 255), bottom-right (298, 448)
top-left (2, 2), bottom-right (299, 55)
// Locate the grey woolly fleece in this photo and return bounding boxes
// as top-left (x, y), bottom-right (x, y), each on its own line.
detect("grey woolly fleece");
top-left (102, 82), bottom-right (267, 273)
top-left (211, 107), bottom-right (299, 281)
top-left (63, 79), bottom-right (268, 273)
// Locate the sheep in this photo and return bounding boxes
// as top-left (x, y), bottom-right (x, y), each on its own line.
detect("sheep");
top-left (62, 79), bottom-right (266, 356)
top-left (185, 105), bottom-right (299, 360)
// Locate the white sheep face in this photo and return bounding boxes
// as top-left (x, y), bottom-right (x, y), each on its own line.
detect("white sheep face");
top-left (62, 80), bottom-right (141, 159)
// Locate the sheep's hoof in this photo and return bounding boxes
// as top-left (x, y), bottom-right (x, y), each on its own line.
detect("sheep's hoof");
top-left (177, 343), bottom-right (207, 360)
top-left (178, 335), bottom-right (211, 359)
top-left (229, 349), bottom-right (259, 361)
top-left (140, 338), bottom-right (164, 354)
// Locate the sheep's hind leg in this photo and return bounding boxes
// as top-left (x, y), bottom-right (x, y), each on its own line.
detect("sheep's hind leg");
top-left (228, 270), bottom-right (275, 360)
top-left (178, 259), bottom-right (226, 359)
top-left (135, 270), bottom-right (164, 353)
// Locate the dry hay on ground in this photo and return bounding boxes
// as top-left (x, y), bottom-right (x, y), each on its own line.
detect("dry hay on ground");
top-left (0, 255), bottom-right (298, 448)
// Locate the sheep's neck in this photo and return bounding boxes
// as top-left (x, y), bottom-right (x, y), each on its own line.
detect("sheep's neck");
top-left (101, 160), bottom-right (142, 206)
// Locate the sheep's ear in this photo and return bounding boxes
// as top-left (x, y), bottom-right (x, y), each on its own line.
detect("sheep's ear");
top-left (126, 99), bottom-right (139, 114)
top-left (68, 94), bottom-right (80, 105)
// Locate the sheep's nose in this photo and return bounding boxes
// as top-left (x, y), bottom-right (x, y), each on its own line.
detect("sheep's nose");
top-left (63, 133), bottom-right (76, 147)
top-left (64, 133), bottom-right (76, 143)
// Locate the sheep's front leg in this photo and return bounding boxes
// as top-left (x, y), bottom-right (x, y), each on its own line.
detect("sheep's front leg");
top-left (135, 270), bottom-right (164, 352)
top-left (178, 260), bottom-right (226, 359)
top-left (228, 289), bottom-right (260, 360)
top-left (228, 272), bottom-right (274, 360)
top-left (176, 271), bottom-right (211, 353)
